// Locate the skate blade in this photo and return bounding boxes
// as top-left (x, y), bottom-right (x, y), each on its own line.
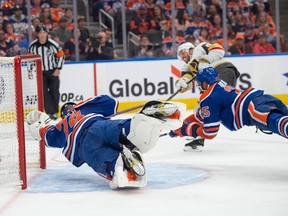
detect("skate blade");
top-left (183, 145), bottom-right (203, 152)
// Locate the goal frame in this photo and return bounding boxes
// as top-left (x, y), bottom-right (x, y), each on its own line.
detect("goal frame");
top-left (14, 55), bottom-right (46, 189)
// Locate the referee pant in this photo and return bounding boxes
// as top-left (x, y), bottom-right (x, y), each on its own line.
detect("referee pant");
top-left (43, 69), bottom-right (60, 115)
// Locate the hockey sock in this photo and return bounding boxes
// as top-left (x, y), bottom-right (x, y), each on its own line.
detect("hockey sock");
top-left (268, 112), bottom-right (288, 138)
top-left (277, 116), bottom-right (288, 138)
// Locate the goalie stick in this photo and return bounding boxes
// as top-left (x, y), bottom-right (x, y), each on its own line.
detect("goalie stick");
top-left (113, 77), bottom-right (195, 117)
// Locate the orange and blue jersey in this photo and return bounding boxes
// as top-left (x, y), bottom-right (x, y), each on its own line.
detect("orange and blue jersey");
top-left (196, 80), bottom-right (263, 138)
top-left (40, 95), bottom-right (119, 167)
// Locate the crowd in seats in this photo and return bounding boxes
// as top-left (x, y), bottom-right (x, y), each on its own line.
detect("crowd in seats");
top-left (93, 0), bottom-right (287, 58)
top-left (0, 0), bottom-right (286, 60)
top-left (0, 0), bottom-right (118, 61)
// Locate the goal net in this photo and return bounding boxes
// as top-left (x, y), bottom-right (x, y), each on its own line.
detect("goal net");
top-left (0, 55), bottom-right (46, 190)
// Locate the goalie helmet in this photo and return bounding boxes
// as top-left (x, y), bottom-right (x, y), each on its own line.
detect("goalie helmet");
top-left (60, 102), bottom-right (76, 118)
top-left (196, 67), bottom-right (219, 91)
top-left (177, 42), bottom-right (195, 62)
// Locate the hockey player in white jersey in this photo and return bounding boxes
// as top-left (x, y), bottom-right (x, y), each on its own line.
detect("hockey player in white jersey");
top-left (175, 41), bottom-right (240, 151)
top-left (26, 95), bottom-right (186, 189)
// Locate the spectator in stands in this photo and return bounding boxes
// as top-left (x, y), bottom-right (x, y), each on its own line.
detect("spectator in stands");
top-left (31, 16), bottom-right (41, 39)
top-left (12, 0), bottom-right (28, 16)
top-left (0, 29), bottom-right (14, 56)
top-left (78, 16), bottom-right (90, 44)
top-left (185, 33), bottom-right (196, 44)
top-left (209, 14), bottom-right (223, 39)
top-left (251, 1), bottom-right (271, 18)
top-left (259, 23), bottom-right (277, 48)
top-left (174, 8), bottom-right (188, 32)
top-left (244, 24), bottom-right (257, 47)
top-left (161, 29), bottom-right (185, 57)
top-left (152, 4), bottom-right (171, 32)
top-left (16, 28), bottom-right (29, 55)
top-left (252, 31), bottom-right (276, 54)
top-left (31, 0), bottom-right (42, 18)
top-left (186, 0), bottom-right (196, 17)
top-left (253, 11), bottom-right (275, 31)
top-left (8, 5), bottom-right (29, 36)
top-left (51, 16), bottom-right (73, 47)
top-left (137, 34), bottom-right (154, 58)
top-left (194, 27), bottom-right (209, 46)
top-left (127, 0), bottom-right (146, 10)
top-left (206, 3), bottom-right (220, 25)
top-left (50, 0), bottom-right (65, 22)
top-left (103, 28), bottom-right (113, 48)
top-left (4, 23), bottom-right (17, 44)
top-left (164, 0), bottom-right (185, 19)
top-left (231, 11), bottom-right (249, 34)
top-left (129, 4), bottom-right (156, 36)
top-left (146, 0), bottom-right (156, 17)
top-left (229, 32), bottom-right (252, 55)
top-left (64, 28), bottom-right (86, 61)
top-left (185, 11), bottom-right (212, 39)
top-left (63, 8), bottom-right (74, 30)
top-left (86, 32), bottom-right (116, 60)
top-left (39, 6), bottom-right (54, 32)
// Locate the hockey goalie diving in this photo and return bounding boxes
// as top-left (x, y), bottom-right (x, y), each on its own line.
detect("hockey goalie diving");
top-left (26, 95), bottom-right (187, 189)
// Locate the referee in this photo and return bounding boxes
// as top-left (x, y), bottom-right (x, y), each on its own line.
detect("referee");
top-left (28, 25), bottom-right (65, 120)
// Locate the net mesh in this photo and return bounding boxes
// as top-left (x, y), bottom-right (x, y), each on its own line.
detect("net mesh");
top-left (0, 56), bottom-right (42, 188)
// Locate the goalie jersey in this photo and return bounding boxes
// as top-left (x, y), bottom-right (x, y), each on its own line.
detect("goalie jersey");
top-left (194, 80), bottom-right (263, 139)
top-left (40, 95), bottom-right (120, 167)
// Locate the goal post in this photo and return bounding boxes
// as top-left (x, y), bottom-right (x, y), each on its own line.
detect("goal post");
top-left (0, 55), bottom-right (46, 190)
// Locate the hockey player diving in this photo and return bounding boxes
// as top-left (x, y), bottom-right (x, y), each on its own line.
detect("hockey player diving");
top-left (175, 41), bottom-right (240, 151)
top-left (26, 95), bottom-right (186, 189)
top-left (169, 67), bottom-right (288, 141)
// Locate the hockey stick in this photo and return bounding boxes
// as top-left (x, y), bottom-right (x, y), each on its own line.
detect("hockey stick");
top-left (114, 77), bottom-right (195, 116)
top-left (159, 133), bottom-right (169, 137)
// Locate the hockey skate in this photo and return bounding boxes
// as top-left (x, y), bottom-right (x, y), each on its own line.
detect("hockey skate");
top-left (109, 146), bottom-right (147, 189)
top-left (121, 146), bottom-right (145, 176)
top-left (183, 138), bottom-right (204, 152)
top-left (140, 100), bottom-right (179, 119)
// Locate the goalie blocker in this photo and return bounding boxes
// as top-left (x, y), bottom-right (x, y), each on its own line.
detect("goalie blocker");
top-left (26, 97), bottom-right (186, 189)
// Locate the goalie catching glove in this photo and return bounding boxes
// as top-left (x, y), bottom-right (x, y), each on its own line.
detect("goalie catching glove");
top-left (27, 110), bottom-right (53, 141)
top-left (169, 122), bottom-right (201, 138)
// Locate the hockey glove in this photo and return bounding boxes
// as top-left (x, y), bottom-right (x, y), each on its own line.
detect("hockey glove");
top-left (169, 122), bottom-right (200, 138)
top-left (175, 74), bottom-right (193, 93)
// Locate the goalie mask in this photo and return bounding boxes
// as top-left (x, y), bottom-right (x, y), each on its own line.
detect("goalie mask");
top-left (60, 102), bottom-right (76, 118)
top-left (177, 42), bottom-right (195, 63)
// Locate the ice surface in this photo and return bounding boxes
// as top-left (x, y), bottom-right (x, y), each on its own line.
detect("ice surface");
top-left (1, 113), bottom-right (288, 216)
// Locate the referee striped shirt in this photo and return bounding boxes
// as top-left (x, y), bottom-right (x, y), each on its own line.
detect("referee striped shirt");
top-left (28, 38), bottom-right (65, 72)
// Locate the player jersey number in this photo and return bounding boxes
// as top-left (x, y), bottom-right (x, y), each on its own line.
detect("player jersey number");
top-left (200, 106), bottom-right (210, 118)
top-left (57, 111), bottom-right (84, 138)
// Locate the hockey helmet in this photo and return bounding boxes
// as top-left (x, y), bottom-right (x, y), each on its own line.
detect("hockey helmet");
top-left (60, 102), bottom-right (76, 118)
top-left (196, 67), bottom-right (219, 91)
top-left (177, 42), bottom-right (195, 61)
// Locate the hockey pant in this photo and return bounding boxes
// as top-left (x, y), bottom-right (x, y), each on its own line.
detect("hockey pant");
top-left (248, 94), bottom-right (288, 138)
top-left (78, 119), bottom-right (129, 180)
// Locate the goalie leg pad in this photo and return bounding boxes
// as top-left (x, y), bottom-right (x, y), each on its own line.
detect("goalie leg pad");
top-left (109, 153), bottom-right (147, 189)
top-left (127, 103), bottom-right (186, 153)
top-left (141, 100), bottom-right (179, 117)
top-left (127, 113), bottom-right (163, 153)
